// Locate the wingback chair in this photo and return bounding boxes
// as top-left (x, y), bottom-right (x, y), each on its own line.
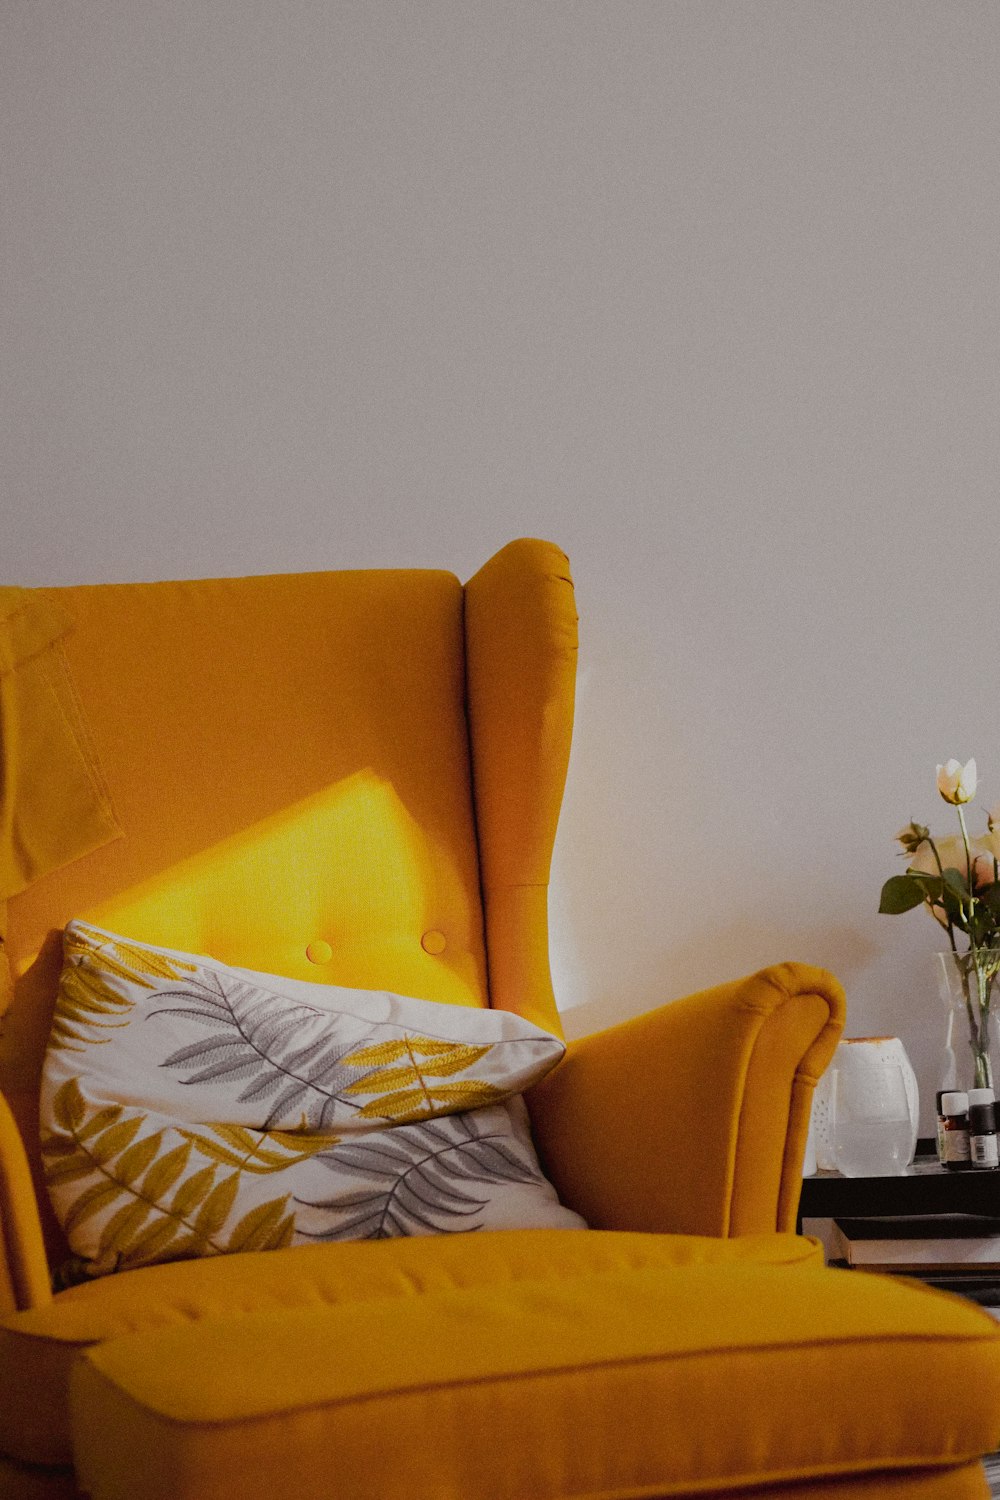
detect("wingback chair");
top-left (1, 538), bottom-right (999, 1500)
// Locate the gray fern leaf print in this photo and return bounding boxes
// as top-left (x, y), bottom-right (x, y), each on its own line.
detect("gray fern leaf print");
top-left (294, 1111), bottom-right (541, 1239)
top-left (150, 973), bottom-right (376, 1129)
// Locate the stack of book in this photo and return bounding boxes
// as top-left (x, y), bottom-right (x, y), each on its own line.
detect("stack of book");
top-left (830, 1214), bottom-right (1000, 1298)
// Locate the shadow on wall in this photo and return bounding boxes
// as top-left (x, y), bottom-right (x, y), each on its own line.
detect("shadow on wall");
top-left (559, 919), bottom-right (877, 1041)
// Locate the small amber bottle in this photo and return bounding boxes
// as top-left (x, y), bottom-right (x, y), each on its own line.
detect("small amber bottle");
top-left (941, 1091), bottom-right (972, 1171)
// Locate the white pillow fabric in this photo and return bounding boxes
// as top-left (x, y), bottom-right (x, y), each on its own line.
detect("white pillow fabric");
top-left (41, 922), bottom-right (585, 1280)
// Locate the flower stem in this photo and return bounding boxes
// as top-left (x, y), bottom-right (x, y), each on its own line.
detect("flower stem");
top-left (957, 806), bottom-right (980, 962)
top-left (927, 835), bottom-right (959, 953)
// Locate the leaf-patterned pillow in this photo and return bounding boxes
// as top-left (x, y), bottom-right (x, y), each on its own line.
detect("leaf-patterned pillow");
top-left (41, 923), bottom-right (584, 1281)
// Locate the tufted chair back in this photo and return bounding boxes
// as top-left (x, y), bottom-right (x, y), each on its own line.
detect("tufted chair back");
top-left (0, 537), bottom-right (578, 1277)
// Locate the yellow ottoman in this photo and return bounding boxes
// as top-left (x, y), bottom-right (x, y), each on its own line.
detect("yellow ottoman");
top-left (70, 1261), bottom-right (1000, 1500)
top-left (0, 1228), bottom-right (820, 1469)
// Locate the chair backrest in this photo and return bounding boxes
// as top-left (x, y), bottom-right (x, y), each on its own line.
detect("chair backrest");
top-left (0, 537), bottom-right (578, 1266)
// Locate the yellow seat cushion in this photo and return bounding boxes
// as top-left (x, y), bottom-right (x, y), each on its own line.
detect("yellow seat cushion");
top-left (70, 1260), bottom-right (1000, 1500)
top-left (0, 1227), bottom-right (820, 1465)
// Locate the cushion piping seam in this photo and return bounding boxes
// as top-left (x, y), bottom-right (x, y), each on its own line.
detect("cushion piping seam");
top-left (82, 1328), bottom-right (1000, 1429)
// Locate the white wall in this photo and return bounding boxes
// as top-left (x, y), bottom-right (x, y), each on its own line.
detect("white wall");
top-left (4, 1), bottom-right (1000, 1127)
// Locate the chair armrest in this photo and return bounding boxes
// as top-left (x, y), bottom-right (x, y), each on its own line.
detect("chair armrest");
top-left (527, 962), bottom-right (845, 1238)
top-left (0, 1091), bottom-right (51, 1312)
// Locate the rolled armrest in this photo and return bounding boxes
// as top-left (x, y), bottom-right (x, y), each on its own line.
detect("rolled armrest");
top-left (0, 1091), bottom-right (50, 1313)
top-left (527, 962), bottom-right (845, 1238)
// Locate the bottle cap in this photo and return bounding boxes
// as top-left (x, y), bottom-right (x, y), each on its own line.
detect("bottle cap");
top-left (969, 1088), bottom-right (996, 1107)
top-left (970, 1102), bottom-right (997, 1133)
top-left (942, 1092), bottom-right (969, 1113)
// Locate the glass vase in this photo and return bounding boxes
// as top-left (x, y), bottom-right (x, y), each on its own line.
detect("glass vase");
top-left (937, 949), bottom-right (1000, 1093)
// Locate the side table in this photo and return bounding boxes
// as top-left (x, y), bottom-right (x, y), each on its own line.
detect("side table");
top-left (798, 1143), bottom-right (1000, 1305)
top-left (798, 1146), bottom-right (1000, 1228)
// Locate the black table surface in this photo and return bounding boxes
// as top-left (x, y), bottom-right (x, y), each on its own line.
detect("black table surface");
top-left (797, 1146), bottom-right (1000, 1228)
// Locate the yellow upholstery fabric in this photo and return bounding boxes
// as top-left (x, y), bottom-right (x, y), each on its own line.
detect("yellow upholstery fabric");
top-left (0, 1227), bottom-right (822, 1467)
top-left (22, 1458), bottom-right (981, 1500)
top-left (70, 1264), bottom-right (1000, 1500)
top-left (5, 565), bottom-right (489, 993)
top-left (1, 565), bottom-right (496, 1272)
top-left (0, 587), bottom-right (120, 1027)
top-left (464, 539), bottom-right (577, 1034)
top-left (530, 961), bottom-right (844, 1237)
top-left (0, 1090), bottom-right (49, 1314)
top-left (0, 589), bottom-right (120, 917)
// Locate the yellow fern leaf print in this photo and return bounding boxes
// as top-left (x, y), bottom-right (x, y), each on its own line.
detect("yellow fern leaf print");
top-left (225, 1199), bottom-right (295, 1254)
top-left (42, 1082), bottom-right (294, 1277)
top-left (355, 1079), bottom-right (504, 1121)
top-left (341, 1039), bottom-right (410, 1067)
top-left (179, 1124), bottom-right (339, 1173)
top-left (51, 924), bottom-right (196, 1053)
top-left (69, 924), bottom-right (196, 980)
top-left (342, 1037), bottom-right (491, 1072)
top-left (342, 1035), bottom-right (499, 1122)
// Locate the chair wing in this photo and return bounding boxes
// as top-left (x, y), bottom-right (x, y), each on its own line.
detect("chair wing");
top-left (464, 538), bottom-right (578, 1036)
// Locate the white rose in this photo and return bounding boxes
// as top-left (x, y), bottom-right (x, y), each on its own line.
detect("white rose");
top-left (937, 758), bottom-right (977, 805)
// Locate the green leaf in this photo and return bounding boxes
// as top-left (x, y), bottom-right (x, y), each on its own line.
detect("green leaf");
top-left (942, 867), bottom-right (971, 901)
top-left (979, 884), bottom-right (1000, 919)
top-left (879, 874), bottom-right (931, 915)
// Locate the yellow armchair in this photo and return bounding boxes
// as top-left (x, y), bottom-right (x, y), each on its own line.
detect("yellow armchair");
top-left (0, 539), bottom-right (998, 1500)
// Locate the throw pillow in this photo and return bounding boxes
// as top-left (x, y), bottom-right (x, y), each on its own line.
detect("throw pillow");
top-left (41, 922), bottom-right (585, 1280)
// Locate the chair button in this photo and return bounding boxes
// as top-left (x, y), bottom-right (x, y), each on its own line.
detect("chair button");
top-left (421, 930), bottom-right (446, 955)
top-left (306, 940), bottom-right (333, 965)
